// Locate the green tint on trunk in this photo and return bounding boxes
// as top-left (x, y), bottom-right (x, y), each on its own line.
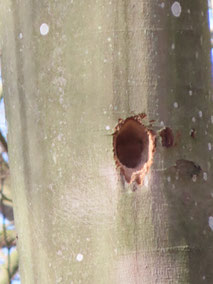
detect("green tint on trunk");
top-left (1, 0), bottom-right (213, 283)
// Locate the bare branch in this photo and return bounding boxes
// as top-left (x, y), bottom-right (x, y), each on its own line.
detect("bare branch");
top-left (0, 249), bottom-right (18, 284)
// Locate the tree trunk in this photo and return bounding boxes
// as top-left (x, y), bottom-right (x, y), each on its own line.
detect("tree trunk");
top-left (1, 0), bottom-right (213, 283)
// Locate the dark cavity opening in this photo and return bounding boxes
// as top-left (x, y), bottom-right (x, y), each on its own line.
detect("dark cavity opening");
top-left (115, 119), bottom-right (148, 168)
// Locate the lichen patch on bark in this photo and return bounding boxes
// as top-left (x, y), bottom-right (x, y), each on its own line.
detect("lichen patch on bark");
top-left (113, 114), bottom-right (156, 185)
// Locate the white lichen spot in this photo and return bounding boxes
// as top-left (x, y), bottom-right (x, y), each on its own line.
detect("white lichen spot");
top-left (49, 263), bottom-right (52, 267)
top-left (208, 216), bottom-right (213, 231)
top-left (192, 175), bottom-right (197, 182)
top-left (160, 2), bottom-right (165, 8)
top-left (198, 110), bottom-right (203, 118)
top-left (173, 102), bottom-right (178, 108)
top-left (76, 253), bottom-right (83, 262)
top-left (171, 43), bottom-right (175, 50)
top-left (211, 192), bottom-right (213, 198)
top-left (160, 121), bottom-right (165, 126)
top-left (103, 59), bottom-right (107, 63)
top-left (144, 175), bottom-right (149, 187)
top-left (192, 117), bottom-right (196, 123)
top-left (40, 23), bottom-right (49, 36)
top-left (53, 153), bottom-right (57, 164)
top-left (57, 250), bottom-right (62, 256)
top-left (107, 37), bottom-right (111, 42)
top-left (195, 52), bottom-right (199, 59)
top-left (114, 106), bottom-right (118, 111)
top-left (203, 172), bottom-right (208, 181)
top-left (171, 2), bottom-right (182, 17)
top-left (59, 96), bottom-right (64, 105)
top-left (195, 202), bottom-right (197, 206)
top-left (48, 184), bottom-right (54, 191)
top-left (19, 33), bottom-right (23, 39)
top-left (167, 176), bottom-right (171, 183)
top-left (86, 237), bottom-right (90, 242)
top-left (202, 275), bottom-right (206, 280)
top-left (208, 143), bottom-right (212, 151)
top-left (105, 125), bottom-right (110, 131)
top-left (189, 90), bottom-right (193, 96)
top-left (211, 115), bottom-right (213, 124)
top-left (57, 134), bottom-right (63, 141)
top-left (56, 277), bottom-right (63, 283)
top-left (187, 9), bottom-right (191, 14)
top-left (98, 26), bottom-right (102, 30)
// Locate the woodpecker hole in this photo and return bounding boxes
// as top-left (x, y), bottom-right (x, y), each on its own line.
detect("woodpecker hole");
top-left (113, 115), bottom-right (156, 185)
top-left (115, 120), bottom-right (148, 168)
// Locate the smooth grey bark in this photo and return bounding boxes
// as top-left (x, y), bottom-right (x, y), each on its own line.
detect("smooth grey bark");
top-left (1, 0), bottom-right (213, 283)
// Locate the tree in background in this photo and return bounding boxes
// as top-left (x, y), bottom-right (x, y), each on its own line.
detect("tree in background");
top-left (0, 69), bottom-right (19, 283)
top-left (1, 0), bottom-right (213, 283)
